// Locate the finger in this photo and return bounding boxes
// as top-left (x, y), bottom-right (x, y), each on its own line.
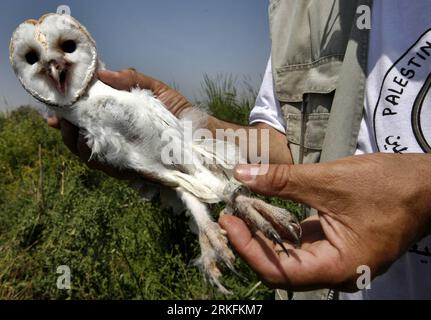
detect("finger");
top-left (59, 120), bottom-right (80, 156)
top-left (158, 91), bottom-right (192, 117)
top-left (98, 69), bottom-right (164, 93)
top-left (220, 215), bottom-right (345, 290)
top-left (219, 211), bottom-right (278, 250)
top-left (47, 116), bottom-right (60, 129)
top-left (219, 214), bottom-right (292, 281)
top-left (234, 163), bottom-right (334, 211)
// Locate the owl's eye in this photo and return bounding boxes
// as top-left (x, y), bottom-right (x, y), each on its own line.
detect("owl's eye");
top-left (25, 50), bottom-right (39, 65)
top-left (61, 40), bottom-right (77, 53)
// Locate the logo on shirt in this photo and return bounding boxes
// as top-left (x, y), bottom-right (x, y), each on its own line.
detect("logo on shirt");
top-left (373, 29), bottom-right (431, 153)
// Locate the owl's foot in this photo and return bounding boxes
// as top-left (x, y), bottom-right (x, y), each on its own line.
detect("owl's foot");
top-left (178, 190), bottom-right (240, 294)
top-left (196, 221), bottom-right (236, 295)
top-left (232, 195), bottom-right (302, 256)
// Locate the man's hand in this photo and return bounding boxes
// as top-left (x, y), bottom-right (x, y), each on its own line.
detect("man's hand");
top-left (219, 153), bottom-right (431, 292)
top-left (47, 69), bottom-right (192, 178)
top-left (97, 69), bottom-right (192, 117)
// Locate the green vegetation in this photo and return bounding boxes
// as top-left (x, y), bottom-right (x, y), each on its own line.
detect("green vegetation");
top-left (0, 77), bottom-right (299, 299)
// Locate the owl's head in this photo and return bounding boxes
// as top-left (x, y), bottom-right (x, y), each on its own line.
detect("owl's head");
top-left (10, 14), bottom-right (99, 107)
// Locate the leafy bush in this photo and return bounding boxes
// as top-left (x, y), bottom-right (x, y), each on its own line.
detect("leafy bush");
top-left (0, 78), bottom-right (298, 300)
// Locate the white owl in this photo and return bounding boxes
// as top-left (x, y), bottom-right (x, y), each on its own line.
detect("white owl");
top-left (10, 13), bottom-right (301, 293)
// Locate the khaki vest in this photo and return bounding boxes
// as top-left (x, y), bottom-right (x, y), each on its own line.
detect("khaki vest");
top-left (269, 0), bottom-right (372, 300)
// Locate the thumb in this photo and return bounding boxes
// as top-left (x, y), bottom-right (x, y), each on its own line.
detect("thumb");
top-left (234, 163), bottom-right (329, 210)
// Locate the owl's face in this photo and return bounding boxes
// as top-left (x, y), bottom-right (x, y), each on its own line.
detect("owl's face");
top-left (10, 14), bottom-right (98, 107)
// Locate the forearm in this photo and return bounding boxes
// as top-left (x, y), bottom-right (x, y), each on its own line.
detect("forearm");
top-left (207, 115), bottom-right (293, 164)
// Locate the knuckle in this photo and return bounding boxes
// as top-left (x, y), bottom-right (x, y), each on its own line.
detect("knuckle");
top-left (117, 68), bottom-right (138, 84)
top-left (126, 68), bottom-right (138, 81)
top-left (266, 164), bottom-right (291, 194)
top-left (155, 81), bottom-right (169, 93)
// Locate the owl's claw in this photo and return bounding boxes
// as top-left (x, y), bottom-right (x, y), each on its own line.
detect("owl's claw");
top-left (267, 229), bottom-right (290, 256)
top-left (231, 195), bottom-right (302, 255)
top-left (287, 219), bottom-right (303, 247)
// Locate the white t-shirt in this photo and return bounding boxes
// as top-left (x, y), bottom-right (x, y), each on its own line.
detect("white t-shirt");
top-left (250, 0), bottom-right (431, 299)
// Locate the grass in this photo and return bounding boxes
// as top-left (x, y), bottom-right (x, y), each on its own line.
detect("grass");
top-left (0, 76), bottom-right (299, 300)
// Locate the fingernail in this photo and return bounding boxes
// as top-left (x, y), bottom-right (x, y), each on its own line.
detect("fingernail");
top-left (234, 165), bottom-right (259, 185)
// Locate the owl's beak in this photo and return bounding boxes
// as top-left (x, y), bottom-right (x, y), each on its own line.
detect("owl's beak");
top-left (46, 60), bottom-right (69, 95)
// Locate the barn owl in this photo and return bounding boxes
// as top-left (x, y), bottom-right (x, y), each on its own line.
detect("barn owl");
top-left (10, 13), bottom-right (302, 293)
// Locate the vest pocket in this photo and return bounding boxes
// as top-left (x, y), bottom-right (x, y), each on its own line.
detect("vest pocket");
top-left (285, 112), bottom-right (330, 151)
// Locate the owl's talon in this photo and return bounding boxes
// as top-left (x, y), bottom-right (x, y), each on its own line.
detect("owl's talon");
top-left (267, 229), bottom-right (290, 256)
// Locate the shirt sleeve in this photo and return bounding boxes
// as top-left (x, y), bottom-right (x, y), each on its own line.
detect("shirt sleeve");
top-left (249, 56), bottom-right (286, 134)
